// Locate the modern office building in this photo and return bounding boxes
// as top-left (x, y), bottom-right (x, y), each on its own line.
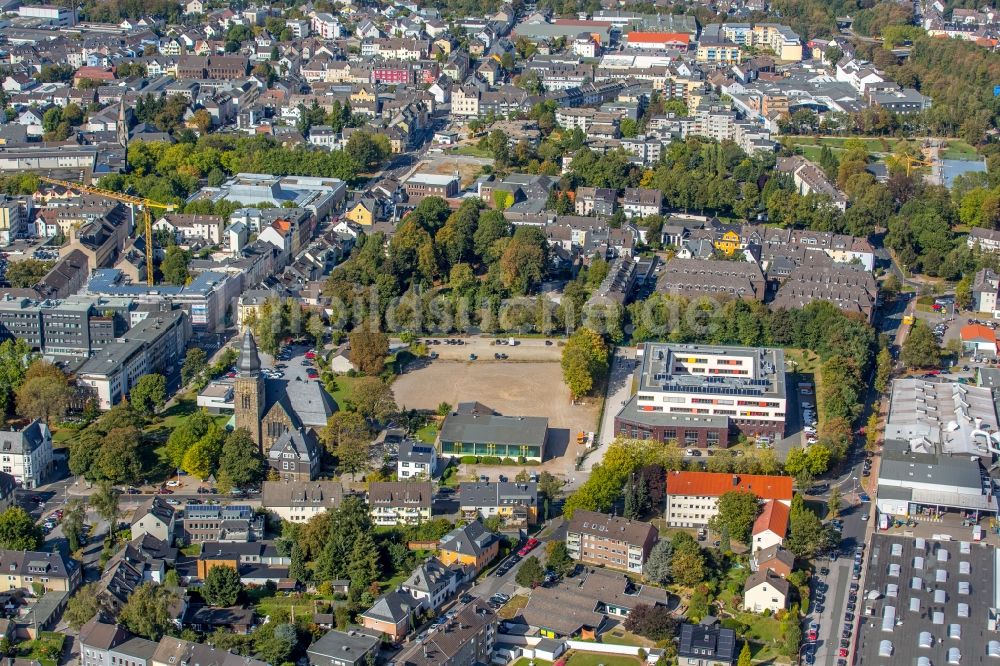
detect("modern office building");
top-left (615, 343), bottom-right (787, 446)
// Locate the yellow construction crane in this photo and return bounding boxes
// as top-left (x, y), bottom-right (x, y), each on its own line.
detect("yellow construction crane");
top-left (38, 176), bottom-right (174, 286)
top-left (901, 154), bottom-right (936, 177)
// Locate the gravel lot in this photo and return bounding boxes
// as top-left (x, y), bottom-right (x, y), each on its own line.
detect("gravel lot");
top-left (393, 359), bottom-right (601, 476)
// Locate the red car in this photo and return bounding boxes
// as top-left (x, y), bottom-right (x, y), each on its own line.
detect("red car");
top-left (838, 649), bottom-right (849, 657)
top-left (807, 630), bottom-right (818, 641)
top-left (305, 351), bottom-right (316, 360)
top-left (518, 538), bottom-right (540, 557)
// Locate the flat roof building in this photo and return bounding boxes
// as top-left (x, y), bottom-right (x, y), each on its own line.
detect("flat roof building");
top-left (615, 343), bottom-right (787, 446)
top-left (438, 409), bottom-right (548, 462)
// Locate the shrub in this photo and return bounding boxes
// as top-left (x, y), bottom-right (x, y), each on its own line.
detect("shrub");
top-left (460, 456), bottom-right (479, 464)
top-left (481, 456), bottom-right (502, 465)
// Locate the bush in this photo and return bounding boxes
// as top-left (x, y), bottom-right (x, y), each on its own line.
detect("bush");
top-left (460, 456), bottom-right (479, 464)
top-left (481, 456), bottom-right (502, 465)
top-left (501, 457), bottom-right (516, 465)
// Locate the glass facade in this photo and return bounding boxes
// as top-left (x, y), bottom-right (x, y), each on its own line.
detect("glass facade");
top-left (441, 440), bottom-right (542, 459)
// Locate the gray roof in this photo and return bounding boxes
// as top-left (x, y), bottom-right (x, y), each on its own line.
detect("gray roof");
top-left (678, 621), bottom-right (736, 662)
top-left (398, 440), bottom-right (435, 464)
top-left (133, 497), bottom-right (175, 527)
top-left (307, 628), bottom-right (379, 663)
top-left (458, 482), bottom-right (538, 508)
top-left (566, 510), bottom-right (657, 548)
top-left (109, 637), bottom-right (158, 663)
top-left (439, 412), bottom-right (548, 447)
top-left (615, 393), bottom-right (730, 428)
top-left (0, 420), bottom-right (48, 456)
top-left (402, 557), bottom-right (457, 594)
top-left (268, 427), bottom-right (318, 462)
top-left (361, 590), bottom-right (420, 624)
top-left (237, 329), bottom-right (261, 374)
top-left (368, 482), bottom-right (433, 508)
top-left (262, 480), bottom-right (343, 508)
top-left (878, 446), bottom-right (985, 495)
top-left (265, 377), bottom-right (337, 429)
top-left (437, 520), bottom-right (499, 558)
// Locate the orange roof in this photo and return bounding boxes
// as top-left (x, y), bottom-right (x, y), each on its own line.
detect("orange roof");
top-left (752, 499), bottom-right (789, 537)
top-left (961, 323), bottom-right (996, 343)
top-left (666, 471), bottom-right (793, 501)
top-left (626, 31), bottom-right (690, 45)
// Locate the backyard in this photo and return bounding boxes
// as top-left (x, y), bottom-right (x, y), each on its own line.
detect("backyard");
top-left (16, 631), bottom-right (65, 666)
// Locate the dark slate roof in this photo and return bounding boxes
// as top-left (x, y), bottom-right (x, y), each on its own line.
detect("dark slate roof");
top-left (361, 591), bottom-right (420, 624)
top-left (437, 520), bottom-right (499, 558)
top-left (439, 412), bottom-right (548, 447)
top-left (237, 329), bottom-right (261, 374)
top-left (678, 621), bottom-right (737, 663)
top-left (307, 628), bottom-right (379, 662)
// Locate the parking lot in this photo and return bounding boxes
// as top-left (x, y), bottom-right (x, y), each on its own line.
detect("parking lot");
top-left (416, 336), bottom-right (564, 362)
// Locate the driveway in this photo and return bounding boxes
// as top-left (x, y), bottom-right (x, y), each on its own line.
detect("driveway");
top-left (585, 347), bottom-right (635, 472)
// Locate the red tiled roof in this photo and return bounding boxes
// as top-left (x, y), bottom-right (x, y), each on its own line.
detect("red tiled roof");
top-left (626, 31), bottom-right (690, 45)
top-left (752, 499), bottom-right (789, 537)
top-left (665, 471), bottom-right (793, 501)
top-left (961, 323), bottom-right (996, 343)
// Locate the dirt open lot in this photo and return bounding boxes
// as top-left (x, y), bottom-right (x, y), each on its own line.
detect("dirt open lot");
top-left (393, 359), bottom-right (600, 475)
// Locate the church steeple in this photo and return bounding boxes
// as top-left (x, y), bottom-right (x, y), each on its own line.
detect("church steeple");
top-left (237, 328), bottom-right (261, 376)
top-left (234, 329), bottom-right (264, 448)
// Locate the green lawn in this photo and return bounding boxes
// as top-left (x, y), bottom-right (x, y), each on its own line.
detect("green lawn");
top-left (941, 139), bottom-right (979, 160)
top-left (415, 422), bottom-right (439, 444)
top-left (600, 627), bottom-right (653, 648)
top-left (328, 374), bottom-right (364, 409)
top-left (17, 631), bottom-right (65, 666)
top-left (449, 145), bottom-right (491, 158)
top-left (498, 593), bottom-right (528, 620)
top-left (512, 659), bottom-right (553, 666)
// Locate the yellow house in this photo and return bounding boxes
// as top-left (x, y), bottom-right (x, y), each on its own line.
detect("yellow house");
top-left (350, 85), bottom-right (376, 105)
top-left (436, 521), bottom-right (500, 574)
top-left (714, 229), bottom-right (741, 255)
top-left (345, 198), bottom-right (376, 226)
top-left (433, 38), bottom-right (453, 56)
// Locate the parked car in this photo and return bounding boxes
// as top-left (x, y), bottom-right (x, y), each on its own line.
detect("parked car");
top-left (518, 538), bottom-right (540, 557)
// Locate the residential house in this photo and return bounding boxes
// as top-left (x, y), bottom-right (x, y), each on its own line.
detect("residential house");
top-left (743, 569), bottom-right (789, 613)
top-left (521, 567), bottom-right (669, 639)
top-left (750, 544), bottom-right (794, 578)
top-left (575, 187), bottom-right (617, 216)
top-left (80, 619), bottom-right (129, 666)
top-left (359, 590), bottom-right (421, 641)
top-left (131, 497), bottom-right (177, 544)
top-left (306, 628), bottom-right (379, 666)
top-left (152, 214), bottom-right (224, 245)
top-left (400, 557), bottom-right (460, 610)
top-left (261, 480), bottom-right (343, 523)
top-left (436, 520), bottom-right (500, 574)
top-left (973, 268), bottom-right (1000, 316)
top-left (0, 419), bottom-right (53, 489)
top-left (397, 440), bottom-right (438, 479)
top-left (391, 599), bottom-right (497, 665)
top-left (677, 619), bottom-right (737, 666)
top-left (367, 481), bottom-right (433, 526)
top-left (195, 541), bottom-right (290, 582)
top-left (150, 637), bottom-right (268, 666)
top-left (751, 499), bottom-right (789, 552)
top-left (658, 258), bottom-right (767, 301)
top-left (565, 510), bottom-right (658, 575)
top-left (458, 482), bottom-right (539, 527)
top-left (267, 428), bottom-right (321, 481)
top-left (622, 188), bottom-right (662, 218)
top-left (0, 549), bottom-right (80, 592)
top-left (183, 606), bottom-right (257, 635)
top-left (180, 505), bottom-right (264, 544)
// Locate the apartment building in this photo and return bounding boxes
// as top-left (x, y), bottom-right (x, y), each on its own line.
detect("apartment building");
top-left (367, 481), bottom-right (433, 526)
top-left (0, 549), bottom-right (80, 593)
top-left (391, 599), bottom-right (497, 665)
top-left (664, 471), bottom-right (793, 528)
top-left (261, 480), bottom-right (343, 523)
top-left (622, 188), bottom-right (662, 218)
top-left (458, 482), bottom-right (539, 527)
top-left (152, 214), bottom-right (224, 245)
top-left (565, 510), bottom-right (658, 574)
top-left (657, 258), bottom-right (767, 302)
top-left (180, 505), bottom-right (264, 544)
top-left (0, 420), bottom-right (53, 489)
top-left (76, 309), bottom-right (192, 410)
top-left (403, 173), bottom-right (459, 199)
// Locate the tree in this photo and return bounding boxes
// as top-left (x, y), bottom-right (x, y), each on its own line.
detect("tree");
top-left (545, 540), bottom-right (573, 575)
top-left (203, 565), bottom-right (243, 607)
top-left (97, 427), bottom-right (143, 485)
top-left (786, 495), bottom-right (837, 558)
top-left (182, 421), bottom-right (225, 479)
top-left (289, 543), bottom-right (308, 582)
top-left (64, 584), bottom-right (101, 630)
top-left (4, 259), bottom-right (53, 288)
top-left (0, 338), bottom-right (31, 415)
top-left (190, 109), bottom-right (212, 133)
top-left (827, 486), bottom-right (841, 519)
top-left (560, 327), bottom-right (609, 399)
top-left (218, 428), bottom-right (265, 493)
top-left (670, 547), bottom-right (706, 587)
top-left (865, 412), bottom-right (880, 453)
top-left (129, 374), bottom-right (167, 417)
top-left (161, 245), bottom-right (190, 285)
top-left (624, 604), bottom-right (677, 641)
top-left (120, 583), bottom-right (177, 641)
top-left (902, 319), bottom-right (941, 369)
top-left (91, 481), bottom-right (120, 535)
top-left (348, 323), bottom-right (389, 375)
top-left (307, 312), bottom-right (325, 347)
top-left (643, 539), bottom-right (673, 585)
top-left (0, 507), bottom-right (41, 551)
top-left (515, 555), bottom-right (545, 587)
top-left (347, 531), bottom-right (381, 593)
top-left (62, 500), bottom-right (86, 553)
top-left (345, 132), bottom-right (390, 171)
top-left (737, 642), bottom-right (752, 666)
top-left (256, 623), bottom-right (297, 664)
top-left (351, 377), bottom-right (397, 422)
top-left (874, 345), bottom-right (892, 394)
top-left (182, 348), bottom-right (208, 385)
top-left (15, 363), bottom-right (72, 424)
top-left (708, 491), bottom-right (760, 545)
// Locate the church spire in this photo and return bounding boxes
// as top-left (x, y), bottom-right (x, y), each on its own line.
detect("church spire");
top-left (238, 329), bottom-right (261, 375)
